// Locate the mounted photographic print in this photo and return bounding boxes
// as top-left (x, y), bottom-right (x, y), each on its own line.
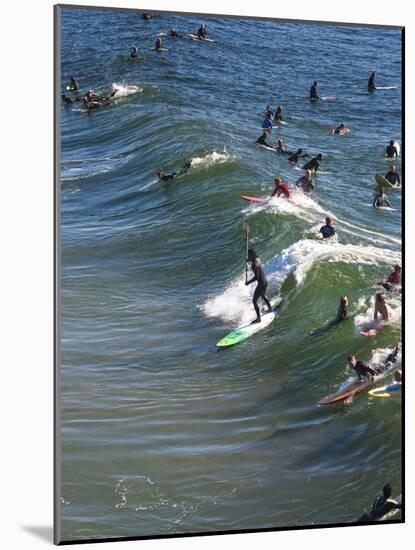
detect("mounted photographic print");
top-left (55, 3), bottom-right (404, 544)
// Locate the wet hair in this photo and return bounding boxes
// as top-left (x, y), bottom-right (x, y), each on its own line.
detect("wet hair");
top-left (326, 216), bottom-right (333, 225)
top-left (317, 153), bottom-right (323, 159)
top-left (313, 80), bottom-right (317, 85)
top-left (297, 148), bottom-right (303, 153)
top-left (395, 264), bottom-right (401, 271)
top-left (340, 296), bottom-right (348, 307)
top-left (274, 177), bottom-right (281, 184)
top-left (247, 248), bottom-right (257, 259)
top-left (347, 355), bottom-right (355, 362)
top-left (383, 484), bottom-right (392, 498)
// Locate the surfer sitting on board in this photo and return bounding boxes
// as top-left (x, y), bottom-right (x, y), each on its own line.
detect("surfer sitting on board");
top-left (157, 159), bottom-right (193, 181)
top-left (309, 80), bottom-right (319, 99)
top-left (385, 165), bottom-right (400, 187)
top-left (373, 188), bottom-right (392, 208)
top-left (288, 148), bottom-right (310, 164)
top-left (357, 484), bottom-right (401, 522)
top-left (262, 112), bottom-right (273, 130)
top-left (368, 71), bottom-right (377, 92)
top-left (378, 264), bottom-right (401, 292)
top-left (296, 170), bottom-right (314, 193)
top-left (319, 216), bottom-right (336, 239)
top-left (245, 249), bottom-right (273, 324)
top-left (274, 105), bottom-right (284, 122)
top-left (271, 177), bottom-right (292, 198)
top-left (303, 153), bottom-right (323, 173)
top-left (374, 292), bottom-right (389, 322)
top-left (385, 140), bottom-right (399, 158)
top-left (130, 47), bottom-right (143, 58)
top-left (197, 24), bottom-right (207, 39)
top-left (155, 35), bottom-right (164, 50)
top-left (256, 131), bottom-right (274, 148)
top-left (68, 77), bottom-right (80, 91)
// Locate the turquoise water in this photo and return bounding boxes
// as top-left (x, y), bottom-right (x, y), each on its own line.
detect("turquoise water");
top-left (58, 7), bottom-right (402, 542)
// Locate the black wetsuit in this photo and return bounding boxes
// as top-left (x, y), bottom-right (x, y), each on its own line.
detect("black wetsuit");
top-left (334, 303), bottom-right (348, 323)
top-left (303, 157), bottom-right (321, 172)
top-left (357, 496), bottom-right (401, 522)
top-left (62, 95), bottom-right (75, 104)
top-left (247, 258), bottom-right (272, 318)
top-left (274, 108), bottom-right (283, 122)
top-left (386, 145), bottom-right (398, 158)
top-left (320, 224), bottom-right (336, 239)
top-left (69, 79), bottom-right (80, 91)
top-left (296, 176), bottom-right (314, 193)
top-left (385, 171), bottom-right (400, 186)
top-left (354, 360), bottom-right (378, 380)
top-left (169, 30), bottom-right (182, 37)
top-left (256, 134), bottom-right (272, 147)
top-left (288, 150), bottom-right (308, 163)
top-left (368, 74), bottom-right (376, 91)
top-left (310, 83), bottom-right (318, 99)
top-left (373, 193), bottom-right (392, 208)
top-left (159, 173), bottom-right (177, 181)
top-left (197, 27), bottom-right (207, 39)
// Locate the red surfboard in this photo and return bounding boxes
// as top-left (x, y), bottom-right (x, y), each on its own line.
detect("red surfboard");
top-left (240, 195), bottom-right (266, 203)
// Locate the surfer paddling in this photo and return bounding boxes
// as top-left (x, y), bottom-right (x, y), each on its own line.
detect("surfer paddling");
top-left (303, 153), bottom-right (323, 173)
top-left (245, 249), bottom-right (273, 324)
top-left (347, 345), bottom-right (399, 381)
top-left (271, 177), bottom-right (292, 198)
top-left (333, 296), bottom-right (349, 323)
top-left (331, 123), bottom-right (350, 135)
top-left (157, 159), bottom-right (193, 181)
top-left (357, 484), bottom-right (401, 522)
top-left (288, 148), bottom-right (310, 165)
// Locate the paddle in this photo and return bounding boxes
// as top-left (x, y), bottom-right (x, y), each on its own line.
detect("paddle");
top-left (243, 223), bottom-right (250, 283)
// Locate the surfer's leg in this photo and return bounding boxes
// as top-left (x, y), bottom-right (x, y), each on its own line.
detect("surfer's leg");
top-left (260, 284), bottom-right (273, 312)
top-left (252, 286), bottom-right (261, 321)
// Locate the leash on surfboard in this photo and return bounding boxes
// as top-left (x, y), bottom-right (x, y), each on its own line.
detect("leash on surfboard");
top-left (243, 223), bottom-right (250, 283)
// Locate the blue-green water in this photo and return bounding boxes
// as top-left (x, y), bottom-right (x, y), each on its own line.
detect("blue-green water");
top-left (58, 7), bottom-right (402, 542)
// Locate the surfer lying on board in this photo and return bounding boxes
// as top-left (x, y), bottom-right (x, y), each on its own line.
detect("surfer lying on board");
top-left (374, 292), bottom-right (389, 322)
top-left (256, 131), bottom-right (274, 148)
top-left (378, 264), bottom-right (401, 292)
top-left (368, 71), bottom-right (377, 92)
top-left (373, 188), bottom-right (392, 208)
top-left (347, 345), bottom-right (399, 381)
top-left (309, 80), bottom-right (319, 99)
top-left (245, 249), bottom-right (273, 324)
top-left (168, 29), bottom-right (183, 37)
top-left (271, 178), bottom-right (292, 198)
top-left (331, 123), bottom-right (350, 135)
top-left (288, 148), bottom-right (310, 164)
top-left (83, 89), bottom-right (117, 109)
top-left (386, 140), bottom-right (399, 158)
top-left (157, 159), bottom-right (193, 181)
top-left (385, 165), bottom-right (400, 187)
top-left (303, 153), bottom-right (323, 173)
top-left (296, 170), bottom-right (314, 193)
top-left (356, 484), bottom-right (401, 522)
top-left (319, 216), bottom-right (336, 239)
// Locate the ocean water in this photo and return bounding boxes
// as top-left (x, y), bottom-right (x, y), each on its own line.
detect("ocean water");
top-left (58, 7), bottom-right (402, 542)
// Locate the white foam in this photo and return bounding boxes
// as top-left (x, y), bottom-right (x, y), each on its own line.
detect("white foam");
top-left (190, 150), bottom-right (233, 168)
top-left (112, 83), bottom-right (143, 96)
top-left (354, 293), bottom-right (401, 332)
top-left (203, 239), bottom-right (401, 324)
